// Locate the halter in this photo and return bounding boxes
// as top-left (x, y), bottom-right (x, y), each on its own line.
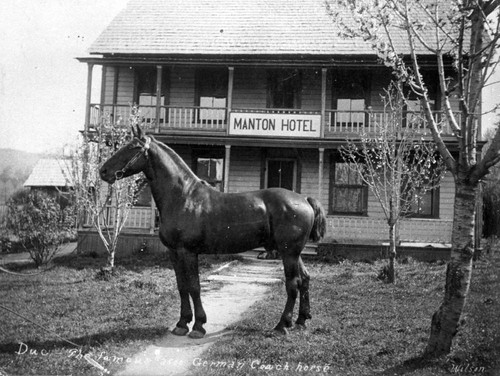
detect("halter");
top-left (114, 136), bottom-right (151, 180)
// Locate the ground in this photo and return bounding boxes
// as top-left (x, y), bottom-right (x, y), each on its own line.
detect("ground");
top-left (0, 246), bottom-right (498, 376)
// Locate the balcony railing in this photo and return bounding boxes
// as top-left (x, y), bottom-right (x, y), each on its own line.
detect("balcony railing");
top-left (324, 110), bottom-right (459, 137)
top-left (89, 104), bottom-right (459, 138)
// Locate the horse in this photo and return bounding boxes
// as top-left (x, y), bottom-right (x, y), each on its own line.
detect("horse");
top-left (99, 125), bottom-right (327, 338)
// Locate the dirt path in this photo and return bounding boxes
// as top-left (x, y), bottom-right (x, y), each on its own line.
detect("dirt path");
top-left (118, 255), bottom-right (283, 376)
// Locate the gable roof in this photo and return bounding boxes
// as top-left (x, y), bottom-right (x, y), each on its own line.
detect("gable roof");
top-left (88, 0), bottom-right (442, 57)
top-left (24, 159), bottom-right (73, 188)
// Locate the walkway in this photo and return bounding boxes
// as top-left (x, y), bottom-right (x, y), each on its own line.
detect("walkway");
top-left (118, 254), bottom-right (283, 376)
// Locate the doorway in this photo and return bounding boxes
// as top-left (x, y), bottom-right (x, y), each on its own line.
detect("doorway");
top-left (266, 159), bottom-right (297, 191)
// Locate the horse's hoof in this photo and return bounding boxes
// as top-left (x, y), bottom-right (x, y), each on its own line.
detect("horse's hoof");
top-left (188, 330), bottom-right (205, 339)
top-left (294, 323), bottom-right (307, 331)
top-left (273, 327), bottom-right (289, 336)
top-left (171, 326), bottom-right (189, 336)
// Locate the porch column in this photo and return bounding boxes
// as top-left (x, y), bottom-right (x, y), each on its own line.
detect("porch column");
top-left (99, 65), bottom-right (107, 109)
top-left (84, 63), bottom-right (94, 132)
top-left (155, 65), bottom-right (163, 133)
top-left (224, 144), bottom-right (231, 193)
top-left (318, 148), bottom-right (325, 201)
top-left (320, 68), bottom-right (327, 138)
top-left (112, 67), bottom-right (119, 122)
top-left (227, 67), bottom-right (234, 135)
top-left (150, 199), bottom-right (156, 234)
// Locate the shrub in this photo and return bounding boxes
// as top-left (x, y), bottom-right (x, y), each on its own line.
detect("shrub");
top-left (6, 190), bottom-right (72, 266)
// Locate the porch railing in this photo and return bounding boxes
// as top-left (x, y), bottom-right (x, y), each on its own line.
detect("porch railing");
top-left (89, 104), bottom-right (459, 138)
top-left (325, 110), bottom-right (459, 136)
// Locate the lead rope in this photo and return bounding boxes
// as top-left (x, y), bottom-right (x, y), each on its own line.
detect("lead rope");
top-left (0, 303), bottom-right (110, 374)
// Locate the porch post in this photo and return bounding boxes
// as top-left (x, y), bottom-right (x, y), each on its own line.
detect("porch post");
top-left (84, 63), bottom-right (94, 132)
top-left (227, 67), bottom-right (234, 135)
top-left (321, 68), bottom-right (327, 138)
top-left (155, 65), bottom-right (162, 133)
top-left (149, 199), bottom-right (156, 234)
top-left (318, 148), bottom-right (325, 201)
top-left (112, 67), bottom-right (119, 122)
top-left (100, 65), bottom-right (107, 109)
top-left (224, 144), bottom-right (231, 193)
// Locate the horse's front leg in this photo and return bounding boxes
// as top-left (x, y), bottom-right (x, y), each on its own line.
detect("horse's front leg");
top-left (170, 248), bottom-right (207, 338)
top-left (185, 251), bottom-right (207, 338)
top-left (170, 249), bottom-right (192, 336)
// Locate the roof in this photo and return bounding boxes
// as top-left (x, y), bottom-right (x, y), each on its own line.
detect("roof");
top-left (24, 159), bottom-right (73, 188)
top-left (88, 0), bottom-right (444, 57)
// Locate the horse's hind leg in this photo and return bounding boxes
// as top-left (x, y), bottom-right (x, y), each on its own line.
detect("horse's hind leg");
top-left (295, 256), bottom-right (312, 328)
top-left (274, 254), bottom-right (301, 335)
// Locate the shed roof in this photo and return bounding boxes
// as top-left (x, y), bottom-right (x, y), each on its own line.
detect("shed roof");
top-left (24, 159), bottom-right (73, 188)
top-left (88, 0), bottom-right (443, 57)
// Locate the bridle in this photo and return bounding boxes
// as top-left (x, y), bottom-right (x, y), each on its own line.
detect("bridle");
top-left (114, 136), bottom-right (151, 180)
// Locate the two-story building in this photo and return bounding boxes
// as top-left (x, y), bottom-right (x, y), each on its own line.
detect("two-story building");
top-left (77, 0), bottom-right (467, 260)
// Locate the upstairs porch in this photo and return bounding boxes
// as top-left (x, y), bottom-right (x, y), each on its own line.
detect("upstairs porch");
top-left (88, 104), bottom-right (460, 140)
top-left (81, 62), bottom-right (467, 143)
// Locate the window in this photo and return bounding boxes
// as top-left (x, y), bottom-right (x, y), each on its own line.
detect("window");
top-left (330, 159), bottom-right (368, 215)
top-left (135, 67), bottom-right (169, 123)
top-left (196, 68), bottom-right (228, 124)
top-left (405, 186), bottom-right (440, 218)
top-left (267, 69), bottom-right (302, 109)
top-left (403, 70), bottom-right (439, 128)
top-left (332, 70), bottom-right (370, 127)
top-left (134, 180), bottom-right (152, 207)
top-left (196, 158), bottom-right (224, 191)
top-left (192, 148), bottom-right (225, 191)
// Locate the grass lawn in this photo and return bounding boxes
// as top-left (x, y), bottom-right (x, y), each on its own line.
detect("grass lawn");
top-left (0, 251), bottom-right (239, 376)
top-left (190, 255), bottom-right (500, 376)
top-left (0, 251), bottom-right (498, 376)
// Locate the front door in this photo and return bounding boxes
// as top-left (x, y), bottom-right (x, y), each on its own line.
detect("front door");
top-left (267, 159), bottom-right (296, 191)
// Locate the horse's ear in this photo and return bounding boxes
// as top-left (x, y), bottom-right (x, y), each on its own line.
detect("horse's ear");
top-left (136, 124), bottom-right (145, 139)
top-left (131, 126), bottom-right (137, 138)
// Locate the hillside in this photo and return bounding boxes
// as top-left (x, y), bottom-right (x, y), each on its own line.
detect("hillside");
top-left (0, 148), bottom-right (41, 203)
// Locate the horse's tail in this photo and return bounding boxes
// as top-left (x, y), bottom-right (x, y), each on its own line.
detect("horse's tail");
top-left (307, 197), bottom-right (326, 243)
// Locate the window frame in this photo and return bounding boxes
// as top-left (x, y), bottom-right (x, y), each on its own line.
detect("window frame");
top-left (331, 69), bottom-right (371, 128)
top-left (195, 68), bottom-right (228, 124)
top-left (329, 156), bottom-right (369, 216)
top-left (133, 66), bottom-right (170, 124)
top-left (191, 147), bottom-right (225, 192)
top-left (266, 69), bottom-right (302, 110)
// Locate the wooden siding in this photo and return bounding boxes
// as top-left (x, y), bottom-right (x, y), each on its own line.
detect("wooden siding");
top-left (228, 147), bottom-right (262, 193)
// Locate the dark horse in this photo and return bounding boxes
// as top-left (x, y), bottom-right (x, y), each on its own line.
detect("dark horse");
top-left (100, 125), bottom-right (326, 338)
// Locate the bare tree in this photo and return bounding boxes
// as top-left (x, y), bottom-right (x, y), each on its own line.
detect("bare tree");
top-left (71, 106), bottom-right (143, 272)
top-left (330, 0), bottom-right (500, 356)
top-left (342, 83), bottom-right (445, 283)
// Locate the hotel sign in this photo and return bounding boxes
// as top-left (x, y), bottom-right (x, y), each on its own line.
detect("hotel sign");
top-left (229, 112), bottom-right (321, 138)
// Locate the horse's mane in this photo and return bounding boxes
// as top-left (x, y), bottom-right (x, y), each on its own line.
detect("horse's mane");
top-left (149, 136), bottom-right (206, 184)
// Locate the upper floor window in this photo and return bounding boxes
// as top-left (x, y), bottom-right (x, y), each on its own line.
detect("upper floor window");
top-left (332, 70), bottom-right (370, 127)
top-left (267, 69), bottom-right (302, 109)
top-left (134, 67), bottom-right (169, 122)
top-left (196, 68), bottom-right (228, 124)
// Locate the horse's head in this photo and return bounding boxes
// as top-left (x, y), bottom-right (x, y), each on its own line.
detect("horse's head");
top-left (99, 125), bottom-right (151, 184)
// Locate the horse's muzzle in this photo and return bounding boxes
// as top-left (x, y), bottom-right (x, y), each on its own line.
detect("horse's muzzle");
top-left (99, 167), bottom-right (116, 184)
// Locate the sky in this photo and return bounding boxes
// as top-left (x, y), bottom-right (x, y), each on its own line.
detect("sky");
top-left (0, 1), bottom-right (498, 154)
top-left (0, 0), bottom-right (129, 154)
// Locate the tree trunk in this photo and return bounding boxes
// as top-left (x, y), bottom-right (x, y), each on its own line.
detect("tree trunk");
top-left (388, 223), bottom-right (397, 283)
top-left (425, 181), bottom-right (478, 357)
top-left (107, 249), bottom-right (116, 270)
